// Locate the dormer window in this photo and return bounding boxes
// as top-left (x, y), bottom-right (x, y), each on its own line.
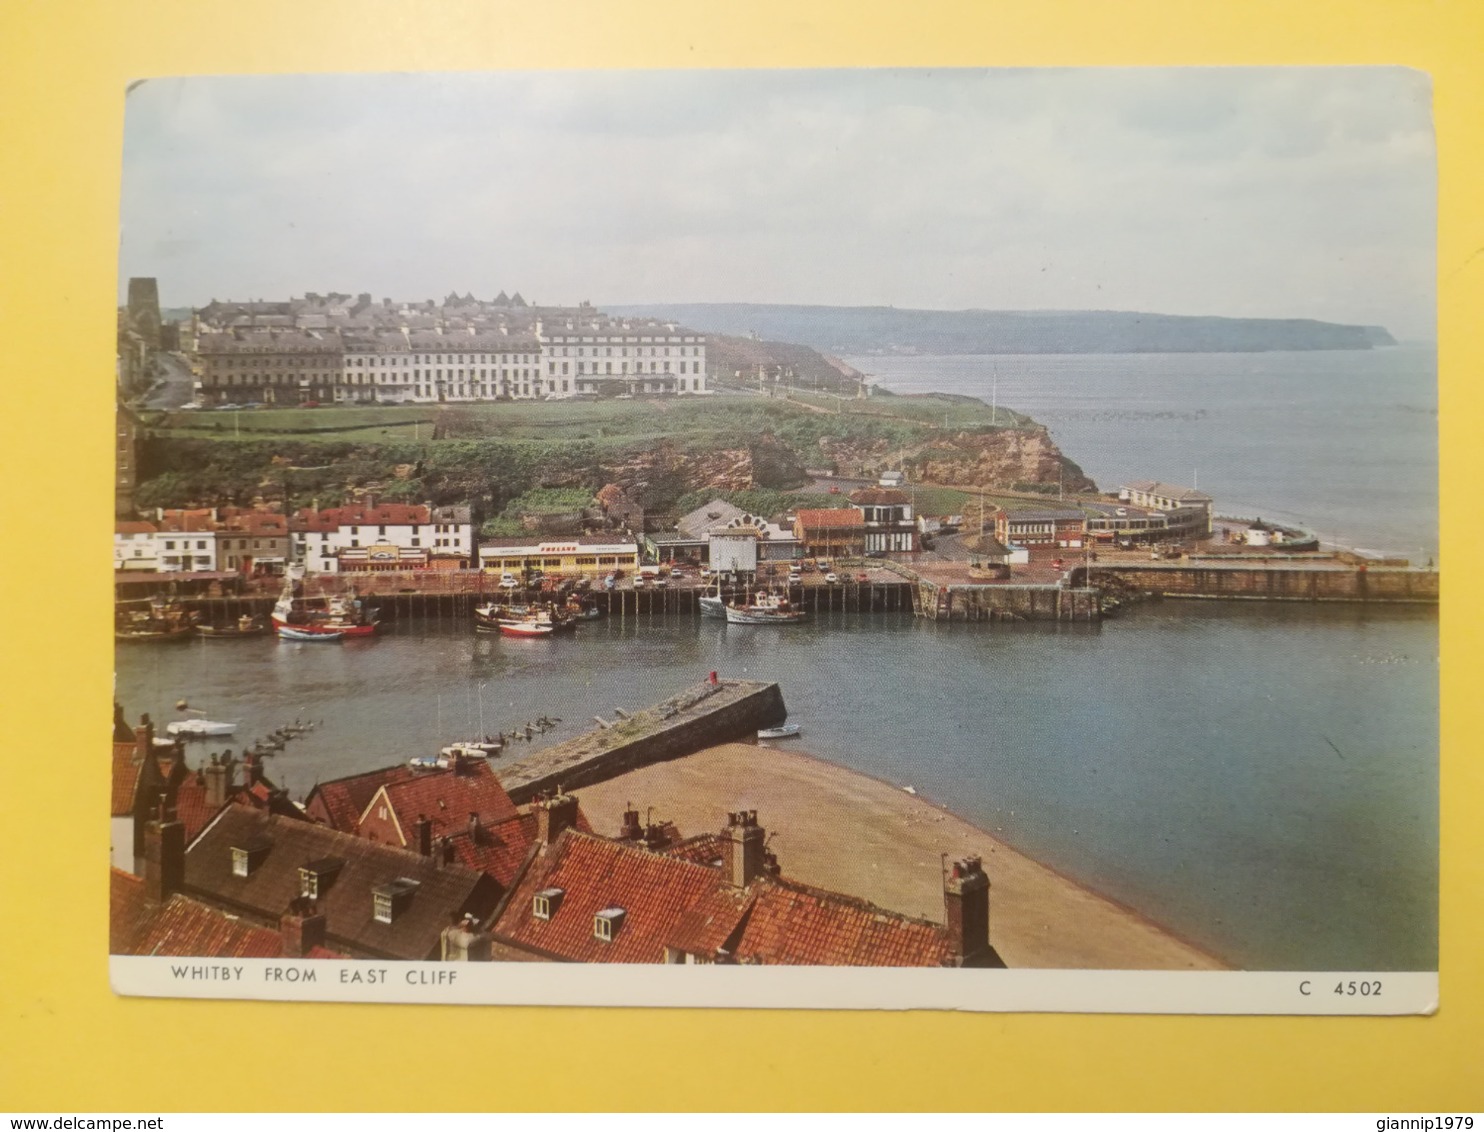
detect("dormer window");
top-left (372, 878), bottom-right (420, 924)
top-left (594, 907), bottom-right (626, 942)
top-left (230, 838), bottom-right (272, 877)
top-left (532, 887), bottom-right (564, 921)
top-left (297, 856), bottom-right (344, 899)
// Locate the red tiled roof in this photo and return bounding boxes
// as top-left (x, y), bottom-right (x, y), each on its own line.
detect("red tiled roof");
top-left (447, 813), bottom-right (537, 888)
top-left (156, 510), bottom-right (219, 533)
top-left (115, 521), bottom-right (157, 535)
top-left (111, 741), bottom-right (185, 818)
top-left (848, 488), bottom-right (910, 506)
top-left (729, 878), bottom-right (953, 967)
top-left (306, 764), bottom-right (420, 832)
top-left (130, 895), bottom-right (287, 959)
top-left (794, 508), bottom-right (864, 530)
top-left (110, 869), bottom-right (153, 953)
top-left (493, 831), bottom-right (723, 963)
top-left (222, 512), bottom-right (288, 536)
top-left (663, 885), bottom-right (751, 957)
top-left (371, 761), bottom-right (520, 843)
top-left (290, 503), bottom-right (430, 532)
top-left (661, 832), bottom-right (726, 868)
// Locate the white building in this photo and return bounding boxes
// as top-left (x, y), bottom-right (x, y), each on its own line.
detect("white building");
top-left (290, 502), bottom-right (474, 573)
top-left (191, 297), bottom-right (707, 406)
top-left (114, 521), bottom-right (159, 571)
top-left (540, 317), bottom-right (709, 397)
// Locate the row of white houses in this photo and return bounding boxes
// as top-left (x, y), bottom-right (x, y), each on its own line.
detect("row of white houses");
top-left (192, 316), bottom-right (711, 406)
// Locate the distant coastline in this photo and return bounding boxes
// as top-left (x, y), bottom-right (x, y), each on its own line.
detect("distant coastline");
top-left (607, 302), bottom-right (1396, 356)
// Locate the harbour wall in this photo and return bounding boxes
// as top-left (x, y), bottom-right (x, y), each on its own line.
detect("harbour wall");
top-left (496, 679), bottom-right (788, 804)
top-left (1084, 563), bottom-right (1439, 604)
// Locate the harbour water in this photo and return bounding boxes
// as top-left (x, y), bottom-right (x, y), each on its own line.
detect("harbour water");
top-left (846, 347), bottom-right (1439, 560)
top-left (117, 601), bottom-right (1437, 972)
top-left (115, 347), bottom-right (1439, 973)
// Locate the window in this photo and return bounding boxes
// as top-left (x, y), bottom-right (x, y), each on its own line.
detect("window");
top-left (372, 878), bottom-right (420, 924)
top-left (594, 907), bottom-right (626, 941)
top-left (532, 887), bottom-right (564, 920)
top-left (231, 841), bottom-right (270, 877)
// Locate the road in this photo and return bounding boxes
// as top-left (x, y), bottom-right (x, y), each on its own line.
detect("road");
top-left (139, 352), bottom-right (196, 410)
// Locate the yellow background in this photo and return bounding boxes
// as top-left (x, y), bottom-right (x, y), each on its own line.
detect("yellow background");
top-left (1, 0), bottom-right (1479, 1111)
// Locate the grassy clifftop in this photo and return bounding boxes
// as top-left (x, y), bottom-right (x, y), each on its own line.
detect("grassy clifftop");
top-left (133, 390), bottom-right (1089, 515)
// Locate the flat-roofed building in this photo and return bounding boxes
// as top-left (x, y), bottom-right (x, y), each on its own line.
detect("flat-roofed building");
top-left (1118, 481), bottom-right (1213, 539)
top-left (479, 536), bottom-right (639, 579)
top-left (993, 507), bottom-right (1087, 550)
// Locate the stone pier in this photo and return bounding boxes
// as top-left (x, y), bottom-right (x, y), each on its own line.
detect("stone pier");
top-left (496, 679), bottom-right (788, 804)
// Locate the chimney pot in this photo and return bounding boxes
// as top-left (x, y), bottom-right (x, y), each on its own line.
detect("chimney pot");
top-left (536, 792), bottom-right (580, 845)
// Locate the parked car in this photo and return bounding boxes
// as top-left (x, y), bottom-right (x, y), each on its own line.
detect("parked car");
top-left (857, 572), bottom-right (870, 583)
top-left (788, 569), bottom-right (802, 584)
top-left (824, 572), bottom-right (839, 584)
top-left (670, 567), bottom-right (683, 579)
top-left (699, 566), bottom-right (711, 579)
top-left (301, 400), bottom-right (321, 408)
top-left (499, 573), bottom-right (520, 589)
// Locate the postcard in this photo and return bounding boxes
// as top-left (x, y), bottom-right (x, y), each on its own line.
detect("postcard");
top-left (108, 68), bottom-right (1438, 1014)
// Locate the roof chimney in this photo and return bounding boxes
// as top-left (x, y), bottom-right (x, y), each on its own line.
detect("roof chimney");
top-left (723, 810), bottom-right (766, 888)
top-left (441, 912), bottom-right (493, 961)
top-left (142, 794), bottom-right (185, 906)
top-left (535, 790), bottom-right (579, 845)
top-left (203, 752), bottom-right (231, 808)
top-left (943, 856), bottom-right (998, 967)
top-left (113, 702), bottom-right (135, 743)
top-left (414, 814), bottom-right (433, 856)
top-left (620, 805), bottom-right (642, 841)
top-left (280, 896), bottom-right (327, 957)
top-left (134, 713), bottom-right (156, 760)
top-left (467, 811), bottom-right (482, 844)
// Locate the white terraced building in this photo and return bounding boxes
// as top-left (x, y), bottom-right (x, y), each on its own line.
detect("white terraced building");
top-left (189, 295), bottom-right (707, 405)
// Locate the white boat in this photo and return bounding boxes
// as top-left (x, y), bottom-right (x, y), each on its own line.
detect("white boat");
top-left (725, 590), bottom-right (807, 625)
top-left (699, 591), bottom-right (727, 619)
top-left (441, 739), bottom-right (502, 759)
top-left (166, 718), bottom-right (237, 738)
top-left (757, 723), bottom-right (802, 740)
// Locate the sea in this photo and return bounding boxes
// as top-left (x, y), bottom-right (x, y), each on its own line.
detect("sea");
top-left (115, 347), bottom-right (1440, 973)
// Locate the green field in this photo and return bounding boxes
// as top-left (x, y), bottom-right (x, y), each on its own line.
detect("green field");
top-left (148, 390), bottom-right (1021, 447)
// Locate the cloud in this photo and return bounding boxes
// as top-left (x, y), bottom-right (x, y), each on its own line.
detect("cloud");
top-left (119, 68), bottom-right (1436, 339)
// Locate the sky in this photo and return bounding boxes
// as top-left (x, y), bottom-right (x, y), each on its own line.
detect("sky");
top-left (119, 68), bottom-right (1437, 340)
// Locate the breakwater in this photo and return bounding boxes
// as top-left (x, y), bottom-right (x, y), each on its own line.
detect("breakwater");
top-left (1082, 562), bottom-right (1439, 604)
top-left (496, 679), bottom-right (787, 804)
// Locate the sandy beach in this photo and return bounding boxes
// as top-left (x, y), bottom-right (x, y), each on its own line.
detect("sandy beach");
top-left (573, 741), bottom-right (1228, 970)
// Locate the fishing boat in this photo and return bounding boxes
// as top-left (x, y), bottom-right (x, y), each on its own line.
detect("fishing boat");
top-left (474, 601), bottom-right (575, 637)
top-left (278, 625), bottom-right (345, 642)
top-left (271, 569), bottom-right (378, 637)
top-left (115, 596), bottom-right (197, 642)
top-left (724, 590), bottom-right (807, 625)
top-left (197, 613), bottom-right (268, 639)
top-left (698, 582), bottom-right (727, 620)
top-left (564, 598), bottom-right (603, 621)
top-left (757, 723), bottom-right (802, 740)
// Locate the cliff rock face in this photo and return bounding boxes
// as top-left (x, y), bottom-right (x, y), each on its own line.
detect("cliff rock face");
top-left (596, 438), bottom-right (806, 508)
top-left (819, 427), bottom-right (1096, 492)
